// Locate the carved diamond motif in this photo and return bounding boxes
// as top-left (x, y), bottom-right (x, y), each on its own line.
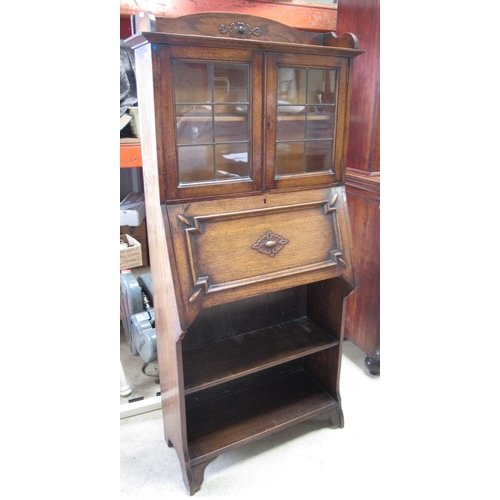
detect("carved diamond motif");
top-left (252, 231), bottom-right (289, 257)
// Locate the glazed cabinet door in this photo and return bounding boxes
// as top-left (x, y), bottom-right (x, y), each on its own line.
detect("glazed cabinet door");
top-left (156, 45), bottom-right (264, 201)
top-left (264, 53), bottom-right (350, 190)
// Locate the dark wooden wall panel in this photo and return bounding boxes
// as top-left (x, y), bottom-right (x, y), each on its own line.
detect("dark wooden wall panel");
top-left (344, 184), bottom-right (379, 358)
top-left (337, 0), bottom-right (380, 174)
top-left (337, 0), bottom-right (380, 373)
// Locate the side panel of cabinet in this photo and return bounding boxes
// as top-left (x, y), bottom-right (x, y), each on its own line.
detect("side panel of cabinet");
top-left (134, 42), bottom-right (190, 467)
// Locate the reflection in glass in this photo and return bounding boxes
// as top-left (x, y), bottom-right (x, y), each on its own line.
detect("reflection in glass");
top-left (174, 62), bottom-right (211, 104)
top-left (215, 143), bottom-right (249, 179)
top-left (214, 105), bottom-right (248, 143)
top-left (178, 145), bottom-right (214, 183)
top-left (214, 64), bottom-right (249, 104)
top-left (173, 61), bottom-right (250, 185)
top-left (306, 113), bottom-right (333, 140)
top-left (304, 141), bottom-right (332, 173)
top-left (277, 67), bottom-right (306, 104)
top-left (275, 66), bottom-right (337, 176)
top-left (176, 107), bottom-right (214, 145)
top-left (276, 142), bottom-right (304, 175)
top-left (308, 69), bottom-right (336, 110)
top-left (277, 115), bottom-right (306, 142)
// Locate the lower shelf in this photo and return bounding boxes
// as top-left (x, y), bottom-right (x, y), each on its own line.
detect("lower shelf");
top-left (185, 368), bottom-right (338, 465)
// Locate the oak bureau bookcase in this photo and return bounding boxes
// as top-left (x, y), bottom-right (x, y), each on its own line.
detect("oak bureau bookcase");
top-left (126, 12), bottom-right (363, 495)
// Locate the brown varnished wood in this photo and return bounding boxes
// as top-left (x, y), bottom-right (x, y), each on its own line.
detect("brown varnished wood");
top-left (344, 176), bottom-right (380, 360)
top-left (184, 360), bottom-right (303, 409)
top-left (264, 52), bottom-right (349, 191)
top-left (186, 458), bottom-right (217, 496)
top-left (127, 12), bottom-right (362, 494)
top-left (160, 204), bottom-right (189, 336)
top-left (323, 31), bottom-right (359, 49)
top-left (158, 45), bottom-right (264, 201)
top-left (128, 32), bottom-right (364, 60)
top-left (336, 0), bottom-right (379, 175)
top-left (307, 276), bottom-right (355, 408)
top-left (154, 12), bottom-right (324, 45)
top-left (185, 368), bottom-right (339, 464)
top-left (183, 316), bottom-right (338, 393)
top-left (183, 286), bottom-right (307, 350)
top-left (166, 186), bottom-right (356, 330)
top-left (336, 0), bottom-right (380, 368)
top-left (133, 41), bottom-right (189, 472)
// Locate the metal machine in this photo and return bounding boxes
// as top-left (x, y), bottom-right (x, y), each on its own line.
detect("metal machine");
top-left (120, 271), bottom-right (157, 364)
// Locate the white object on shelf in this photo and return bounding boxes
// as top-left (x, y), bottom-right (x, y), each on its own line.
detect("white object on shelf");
top-left (277, 100), bottom-right (305, 114)
top-left (222, 153), bottom-right (248, 163)
top-left (128, 106), bottom-right (141, 138)
top-left (120, 191), bottom-right (146, 226)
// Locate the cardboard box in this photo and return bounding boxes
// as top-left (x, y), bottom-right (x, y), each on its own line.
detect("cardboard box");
top-left (120, 192), bottom-right (146, 226)
top-left (120, 234), bottom-right (143, 270)
top-left (120, 219), bottom-right (149, 267)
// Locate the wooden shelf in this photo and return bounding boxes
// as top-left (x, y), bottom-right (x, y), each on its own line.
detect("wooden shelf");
top-left (185, 368), bottom-right (338, 464)
top-left (183, 317), bottom-right (338, 394)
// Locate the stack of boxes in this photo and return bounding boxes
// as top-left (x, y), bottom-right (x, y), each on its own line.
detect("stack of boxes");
top-left (120, 192), bottom-right (149, 270)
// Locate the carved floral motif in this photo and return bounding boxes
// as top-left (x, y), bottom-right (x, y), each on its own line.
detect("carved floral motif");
top-left (252, 231), bottom-right (289, 257)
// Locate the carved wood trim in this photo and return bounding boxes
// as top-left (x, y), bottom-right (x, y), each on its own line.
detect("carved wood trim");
top-left (219, 21), bottom-right (262, 38)
top-left (251, 231), bottom-right (289, 257)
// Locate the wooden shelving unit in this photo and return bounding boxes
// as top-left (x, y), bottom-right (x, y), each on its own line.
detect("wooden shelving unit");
top-left (125, 11), bottom-right (363, 495)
